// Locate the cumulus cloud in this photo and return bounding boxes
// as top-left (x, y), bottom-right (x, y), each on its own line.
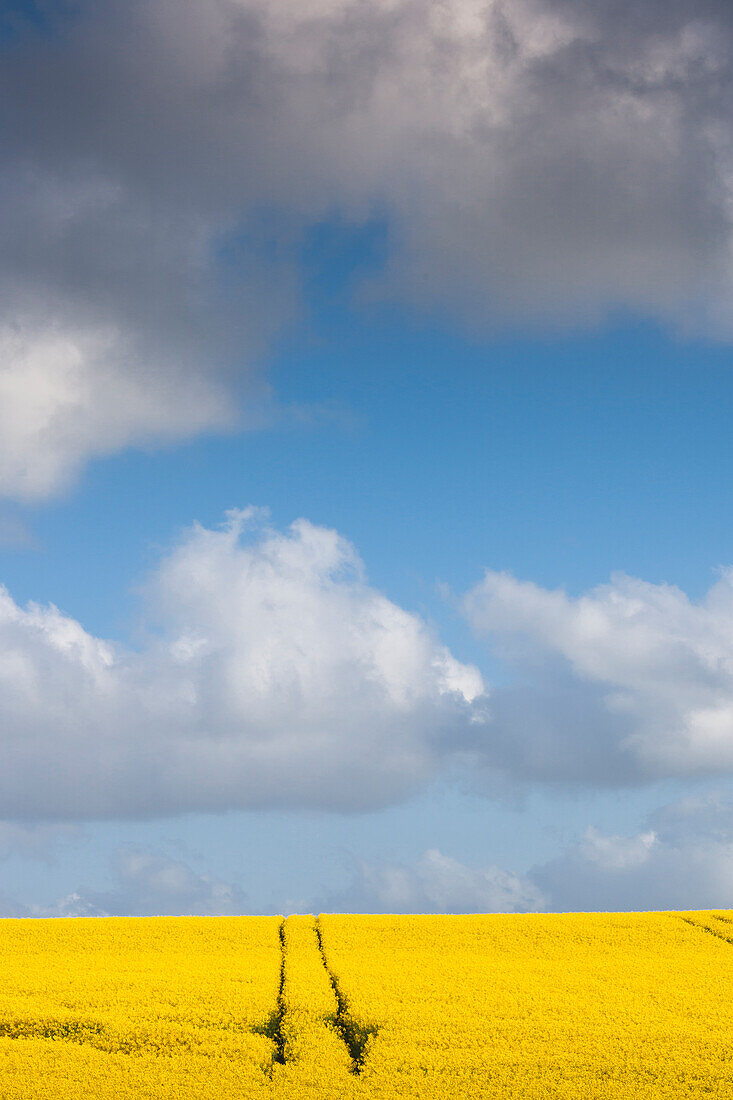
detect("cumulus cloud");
top-left (8, 516), bottom-right (733, 820)
top-left (9, 517), bottom-right (733, 820)
top-left (0, 507), bottom-right (485, 819)
top-left (463, 568), bottom-right (733, 786)
top-left (0, 319), bottom-right (238, 499)
top-left (323, 793), bottom-right (733, 914)
top-left (0, 847), bottom-right (249, 917)
top-left (3, 0), bottom-right (733, 496)
top-left (326, 847), bottom-right (545, 914)
top-left (4, 795), bottom-right (733, 916)
top-left (48, 848), bottom-right (249, 917)
top-left (534, 793), bottom-right (733, 911)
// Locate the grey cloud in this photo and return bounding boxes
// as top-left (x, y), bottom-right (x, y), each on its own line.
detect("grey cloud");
top-left (648, 791), bottom-right (733, 843)
top-left (468, 669), bottom-right (640, 787)
top-left (2, 0), bottom-right (733, 496)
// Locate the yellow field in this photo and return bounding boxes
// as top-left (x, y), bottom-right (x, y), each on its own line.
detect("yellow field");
top-left (0, 915), bottom-right (282, 1099)
top-left (0, 911), bottom-right (731, 1098)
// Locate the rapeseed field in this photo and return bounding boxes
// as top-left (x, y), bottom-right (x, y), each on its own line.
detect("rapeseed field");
top-left (0, 910), bottom-right (731, 1097)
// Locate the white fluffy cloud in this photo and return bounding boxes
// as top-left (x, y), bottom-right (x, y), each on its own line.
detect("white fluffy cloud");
top-left (0, 847), bottom-right (249, 918)
top-left (9, 520), bottom-right (733, 820)
top-left (2, 0), bottom-right (733, 496)
top-left (0, 508), bottom-right (485, 818)
top-left (324, 793), bottom-right (733, 915)
top-left (52, 848), bottom-right (249, 918)
top-left (534, 794), bottom-right (733, 911)
top-left (327, 847), bottom-right (545, 914)
top-left (463, 568), bottom-right (733, 785)
top-left (0, 320), bottom-right (236, 499)
top-left (8, 520), bottom-right (733, 821)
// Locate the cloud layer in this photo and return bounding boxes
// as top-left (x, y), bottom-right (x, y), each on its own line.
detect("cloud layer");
top-left (3, 0), bottom-right (733, 495)
top-left (0, 508), bottom-right (484, 819)
top-left (7, 511), bottom-right (733, 818)
top-left (4, 795), bottom-right (733, 916)
top-left (55, 848), bottom-right (250, 918)
top-left (463, 568), bottom-right (733, 786)
top-left (327, 793), bottom-right (733, 914)
top-left (0, 846), bottom-right (248, 918)
top-left (534, 793), bottom-right (733, 912)
top-left (6, 504), bottom-right (733, 820)
top-left (328, 847), bottom-right (545, 914)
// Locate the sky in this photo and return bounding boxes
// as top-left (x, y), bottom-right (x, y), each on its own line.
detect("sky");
top-left (2, 0), bottom-right (733, 916)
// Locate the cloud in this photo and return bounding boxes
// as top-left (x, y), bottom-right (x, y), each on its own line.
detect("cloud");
top-left (48, 848), bottom-right (250, 917)
top-left (0, 847), bottom-right (249, 917)
top-left (534, 793), bottom-right (733, 911)
top-left (326, 847), bottom-right (545, 914)
top-left (3, 0), bottom-right (733, 496)
top-left (8, 516), bottom-right (733, 820)
top-left (0, 507), bottom-right (485, 819)
top-left (0, 319), bottom-right (238, 500)
top-left (7, 515), bottom-right (733, 820)
top-left (4, 794), bottom-right (733, 917)
top-left (463, 568), bottom-right (733, 786)
top-left (322, 792), bottom-right (733, 914)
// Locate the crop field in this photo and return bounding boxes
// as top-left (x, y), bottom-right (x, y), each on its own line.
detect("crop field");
top-left (0, 911), bottom-right (731, 1098)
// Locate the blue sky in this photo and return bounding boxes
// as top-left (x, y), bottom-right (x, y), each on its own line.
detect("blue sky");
top-left (8, 314), bottom-right (733, 638)
top-left (3, 0), bottom-right (733, 916)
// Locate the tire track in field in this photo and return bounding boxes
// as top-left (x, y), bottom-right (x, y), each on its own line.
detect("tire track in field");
top-left (270, 919), bottom-right (287, 1068)
top-left (252, 918), bottom-right (286, 1074)
top-left (676, 914), bottom-right (733, 947)
top-left (314, 916), bottom-right (377, 1075)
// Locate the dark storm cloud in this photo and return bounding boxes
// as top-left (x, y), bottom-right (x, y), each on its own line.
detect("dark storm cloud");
top-left (1, 0), bottom-right (733, 496)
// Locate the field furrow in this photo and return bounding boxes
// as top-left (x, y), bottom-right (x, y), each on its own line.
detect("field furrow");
top-left (269, 914), bottom-right (362, 1098)
top-left (680, 911), bottom-right (733, 947)
top-left (314, 916), bottom-right (377, 1074)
